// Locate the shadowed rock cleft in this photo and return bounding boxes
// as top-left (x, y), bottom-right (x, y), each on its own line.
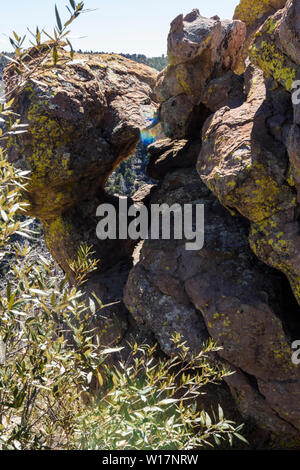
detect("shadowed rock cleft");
top-left (5, 0), bottom-right (300, 448)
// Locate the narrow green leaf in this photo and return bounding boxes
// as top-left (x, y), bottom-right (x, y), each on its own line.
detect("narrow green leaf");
top-left (55, 5), bottom-right (63, 32)
top-left (13, 31), bottom-right (20, 43)
top-left (53, 46), bottom-right (58, 65)
top-left (234, 433), bottom-right (249, 444)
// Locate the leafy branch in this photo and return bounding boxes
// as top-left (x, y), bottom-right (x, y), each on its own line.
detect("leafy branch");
top-left (1, 1), bottom-right (90, 104)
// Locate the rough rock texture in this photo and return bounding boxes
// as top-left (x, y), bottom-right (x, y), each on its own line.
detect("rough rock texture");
top-left (146, 138), bottom-right (202, 180)
top-left (167, 9), bottom-right (245, 69)
top-left (197, 64), bottom-right (300, 305)
top-left (4, 49), bottom-right (157, 262)
top-left (233, 0), bottom-right (288, 74)
top-left (250, 1), bottom-right (300, 92)
top-left (234, 0), bottom-right (287, 28)
top-left (124, 1), bottom-right (300, 444)
top-left (4, 48), bottom-right (158, 346)
top-left (5, 0), bottom-right (300, 447)
top-left (125, 166), bottom-right (300, 436)
top-left (4, 49), bottom-right (158, 220)
top-left (154, 9), bottom-right (246, 138)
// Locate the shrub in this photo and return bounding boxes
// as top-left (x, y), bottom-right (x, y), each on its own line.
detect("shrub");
top-left (76, 337), bottom-right (246, 450)
top-left (0, 147), bottom-right (104, 449)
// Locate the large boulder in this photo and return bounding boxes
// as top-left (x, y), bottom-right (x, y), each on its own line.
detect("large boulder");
top-left (154, 9), bottom-right (246, 138)
top-left (197, 65), bottom-right (300, 306)
top-left (191, 1), bottom-right (300, 437)
top-left (250, 1), bottom-right (300, 91)
top-left (234, 0), bottom-right (287, 28)
top-left (146, 138), bottom-right (202, 180)
top-left (4, 49), bottom-right (158, 220)
top-left (233, 0), bottom-right (288, 74)
top-left (4, 47), bottom-right (158, 346)
top-left (124, 164), bottom-right (300, 439)
top-left (4, 48), bottom-right (158, 265)
top-left (197, 1), bottom-right (300, 308)
top-left (167, 9), bottom-right (245, 69)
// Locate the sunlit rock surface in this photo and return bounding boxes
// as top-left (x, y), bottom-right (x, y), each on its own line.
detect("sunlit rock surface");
top-left (4, 48), bottom-right (158, 347)
top-left (5, 1), bottom-right (300, 446)
top-left (125, 2), bottom-right (300, 444)
top-left (154, 9), bottom-right (246, 138)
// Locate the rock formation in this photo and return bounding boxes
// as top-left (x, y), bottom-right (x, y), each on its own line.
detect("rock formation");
top-left (126, 1), bottom-right (300, 444)
top-left (4, 0), bottom-right (300, 447)
top-left (233, 0), bottom-right (288, 74)
top-left (154, 9), bottom-right (246, 138)
top-left (4, 49), bottom-right (158, 345)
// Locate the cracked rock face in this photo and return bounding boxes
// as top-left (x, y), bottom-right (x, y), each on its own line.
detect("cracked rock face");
top-left (4, 48), bottom-right (158, 266)
top-left (125, 3), bottom-right (300, 442)
top-left (4, 48), bottom-right (158, 347)
top-left (154, 9), bottom-right (246, 139)
top-left (233, 0), bottom-right (288, 29)
top-left (197, 64), bottom-right (300, 307)
top-left (5, 1), bottom-right (300, 446)
top-left (124, 166), bottom-right (300, 438)
top-left (250, 1), bottom-right (300, 92)
top-left (233, 0), bottom-right (288, 74)
top-left (4, 49), bottom-right (158, 220)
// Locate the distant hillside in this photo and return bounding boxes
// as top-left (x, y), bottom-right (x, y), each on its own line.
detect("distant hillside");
top-left (120, 53), bottom-right (168, 71)
top-left (105, 141), bottom-right (154, 197)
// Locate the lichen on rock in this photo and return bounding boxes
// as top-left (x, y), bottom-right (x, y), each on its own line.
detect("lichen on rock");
top-left (234, 0), bottom-right (287, 28)
top-left (5, 1), bottom-right (300, 447)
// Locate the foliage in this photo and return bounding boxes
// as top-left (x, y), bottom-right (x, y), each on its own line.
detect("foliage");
top-left (0, 1), bottom-right (102, 450)
top-left (105, 143), bottom-right (152, 197)
top-left (1, 1), bottom-right (90, 100)
top-left (0, 146), bottom-right (104, 449)
top-left (119, 53), bottom-right (168, 72)
top-left (77, 337), bottom-right (246, 450)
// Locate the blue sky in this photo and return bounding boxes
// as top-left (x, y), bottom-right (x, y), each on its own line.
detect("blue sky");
top-left (0, 0), bottom-right (238, 56)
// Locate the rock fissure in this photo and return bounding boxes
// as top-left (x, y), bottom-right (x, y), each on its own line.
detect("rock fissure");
top-left (5, 0), bottom-right (300, 446)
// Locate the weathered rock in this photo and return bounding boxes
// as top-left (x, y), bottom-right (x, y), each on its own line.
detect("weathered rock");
top-left (196, 2), bottom-right (300, 316)
top-left (198, 65), bottom-right (295, 223)
top-left (125, 3), bottom-right (300, 441)
top-left (154, 9), bottom-right (246, 138)
top-left (234, 0), bottom-right (287, 28)
top-left (279, 0), bottom-right (300, 212)
top-left (146, 138), bottom-right (202, 180)
top-left (201, 72), bottom-right (245, 112)
top-left (278, 0), bottom-right (300, 65)
top-left (182, 1), bottom-right (300, 439)
top-left (124, 166), bottom-right (300, 437)
top-left (287, 124), bottom-right (300, 202)
top-left (4, 47), bottom-right (158, 346)
top-left (233, 0), bottom-right (288, 74)
top-left (197, 63), bottom-right (300, 310)
top-left (4, 47), bottom-right (158, 261)
top-left (4, 49), bottom-right (158, 219)
top-left (124, 169), bottom-right (210, 355)
top-left (250, 0), bottom-right (300, 91)
top-left (167, 9), bottom-right (245, 69)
